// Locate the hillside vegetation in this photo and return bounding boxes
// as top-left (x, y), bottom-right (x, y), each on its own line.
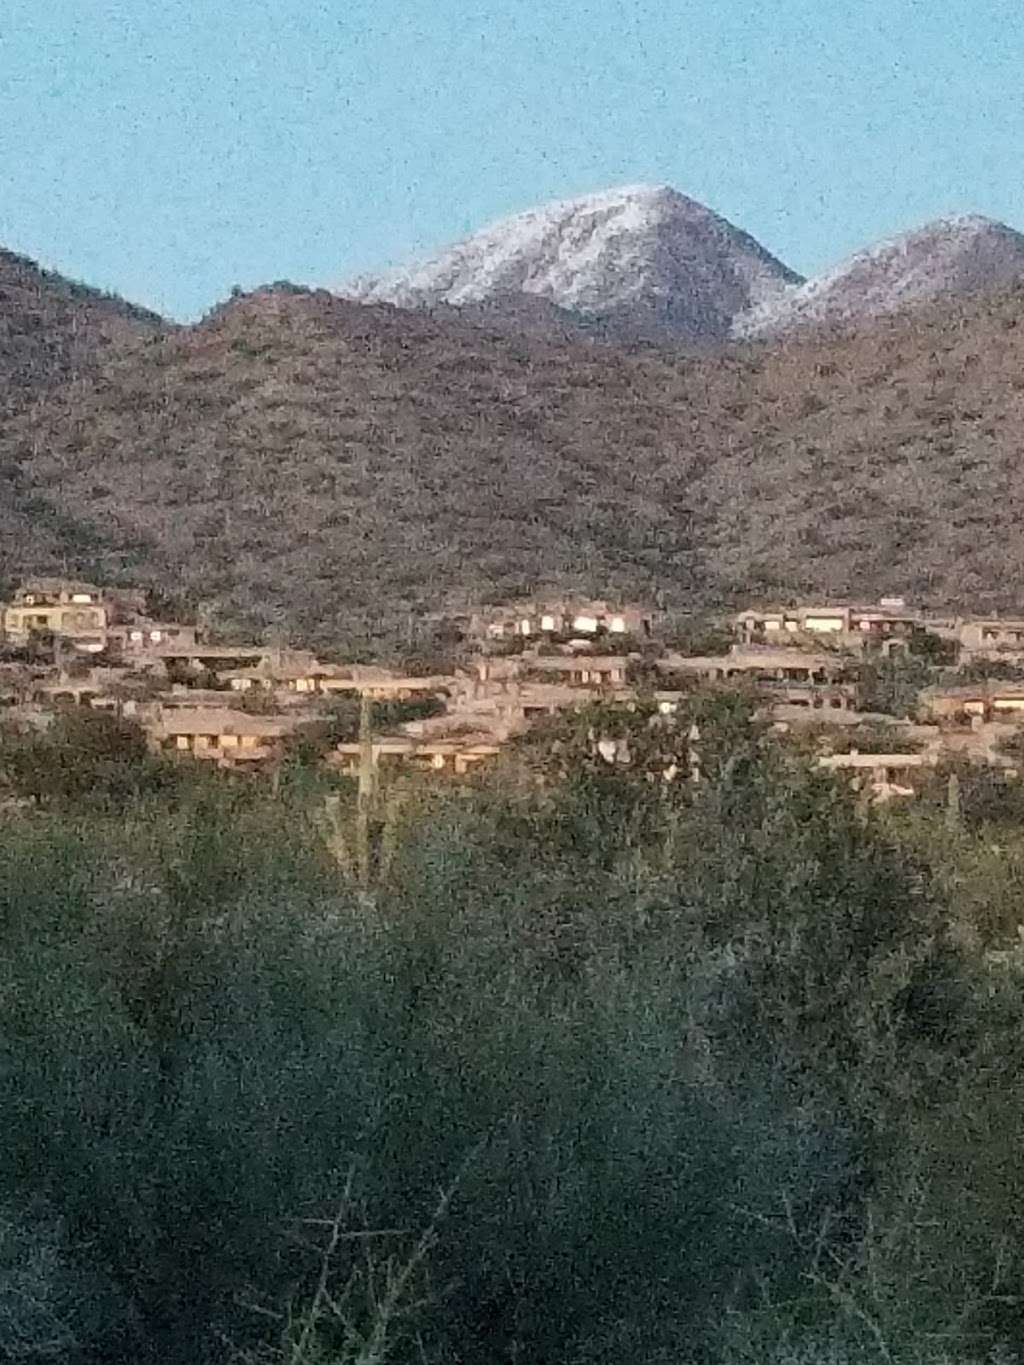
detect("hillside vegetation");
top-left (0, 246), bottom-right (165, 413)
top-left (6, 282), bottom-right (1024, 642)
top-left (0, 247), bottom-right (168, 592)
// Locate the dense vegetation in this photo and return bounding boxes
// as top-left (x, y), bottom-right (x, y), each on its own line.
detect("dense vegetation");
top-left (1, 700), bottom-right (1024, 1364)
top-left (5, 277), bottom-right (1024, 644)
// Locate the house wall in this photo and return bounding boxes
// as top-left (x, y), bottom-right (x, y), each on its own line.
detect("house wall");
top-left (4, 604), bottom-right (107, 637)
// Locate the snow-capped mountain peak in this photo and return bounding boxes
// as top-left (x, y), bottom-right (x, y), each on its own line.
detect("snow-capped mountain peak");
top-left (339, 184), bottom-right (803, 342)
top-left (736, 213), bottom-right (1024, 337)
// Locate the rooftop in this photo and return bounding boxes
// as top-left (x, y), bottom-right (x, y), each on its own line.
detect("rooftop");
top-left (151, 708), bottom-right (301, 738)
top-left (15, 577), bottom-right (103, 596)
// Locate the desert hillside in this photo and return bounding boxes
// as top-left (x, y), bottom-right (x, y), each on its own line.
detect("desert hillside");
top-left (0, 246), bottom-right (166, 412)
top-left (5, 280), bottom-right (1024, 642)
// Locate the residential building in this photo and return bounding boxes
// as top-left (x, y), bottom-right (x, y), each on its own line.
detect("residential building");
top-left (145, 706), bottom-right (304, 767)
top-left (222, 659), bottom-right (454, 701)
top-left (131, 644), bottom-right (273, 678)
top-left (109, 622), bottom-right (199, 654)
top-left (332, 732), bottom-right (503, 777)
top-left (956, 618), bottom-right (1024, 661)
top-left (3, 579), bottom-right (108, 652)
top-left (519, 655), bottom-right (630, 687)
top-left (918, 682), bottom-right (1024, 724)
top-left (734, 600), bottom-right (919, 652)
top-left (659, 646), bottom-right (848, 685)
top-left (317, 666), bottom-right (455, 701)
top-left (471, 599), bottom-right (655, 643)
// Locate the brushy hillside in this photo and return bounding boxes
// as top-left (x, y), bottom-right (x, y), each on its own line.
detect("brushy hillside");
top-left (0, 246), bottom-right (166, 413)
top-left (7, 280), bottom-right (1024, 643)
top-left (0, 247), bottom-right (168, 589)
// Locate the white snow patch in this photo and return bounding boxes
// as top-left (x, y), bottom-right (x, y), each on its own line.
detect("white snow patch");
top-left (735, 213), bottom-right (1022, 337)
top-left (339, 183), bottom-right (799, 333)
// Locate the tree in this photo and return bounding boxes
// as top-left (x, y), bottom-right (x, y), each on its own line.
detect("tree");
top-left (0, 710), bottom-right (170, 808)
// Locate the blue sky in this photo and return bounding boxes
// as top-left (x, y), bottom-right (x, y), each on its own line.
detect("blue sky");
top-left (2, 0), bottom-right (1022, 320)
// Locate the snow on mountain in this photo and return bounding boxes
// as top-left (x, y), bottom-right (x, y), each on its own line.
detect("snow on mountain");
top-left (735, 214), bottom-right (1024, 338)
top-left (339, 185), bottom-right (803, 342)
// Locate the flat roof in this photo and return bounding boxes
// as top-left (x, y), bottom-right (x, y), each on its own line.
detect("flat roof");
top-left (150, 708), bottom-right (300, 737)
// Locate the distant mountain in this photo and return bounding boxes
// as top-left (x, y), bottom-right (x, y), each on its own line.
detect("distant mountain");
top-left (737, 215), bottom-right (1024, 337)
top-left (340, 185), bottom-right (803, 343)
top-left (0, 246), bottom-right (166, 416)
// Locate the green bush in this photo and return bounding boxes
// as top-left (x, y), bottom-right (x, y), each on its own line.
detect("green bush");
top-left (0, 708), bottom-right (1013, 1364)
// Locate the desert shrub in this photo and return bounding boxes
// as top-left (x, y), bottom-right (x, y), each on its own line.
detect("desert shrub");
top-left (0, 705), bottom-right (1012, 1364)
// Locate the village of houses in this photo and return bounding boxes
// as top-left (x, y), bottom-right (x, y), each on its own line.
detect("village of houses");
top-left (6, 577), bottom-right (1024, 800)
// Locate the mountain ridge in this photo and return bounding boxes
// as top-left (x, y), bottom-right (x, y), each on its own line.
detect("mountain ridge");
top-left (5, 280), bottom-right (1024, 646)
top-left (0, 245), bottom-right (167, 413)
top-left (737, 213), bottom-right (1024, 337)
top-left (340, 184), bottom-right (804, 343)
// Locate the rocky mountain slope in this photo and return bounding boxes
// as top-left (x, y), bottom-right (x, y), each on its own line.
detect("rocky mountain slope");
top-left (7, 279), bottom-right (1024, 647)
top-left (341, 185), bottom-right (803, 343)
top-left (0, 249), bottom-right (167, 587)
top-left (0, 247), bottom-right (166, 414)
top-left (738, 215), bottom-right (1024, 337)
